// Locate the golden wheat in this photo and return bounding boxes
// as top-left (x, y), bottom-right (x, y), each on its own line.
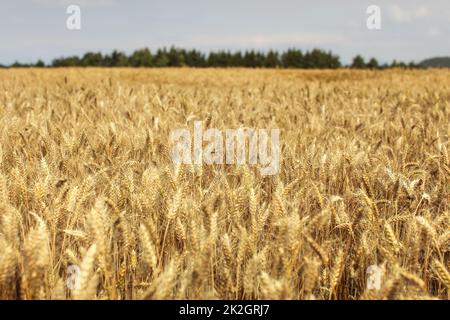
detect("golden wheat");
top-left (0, 68), bottom-right (448, 300)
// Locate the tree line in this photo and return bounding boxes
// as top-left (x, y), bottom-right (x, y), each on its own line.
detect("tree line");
top-left (3, 47), bottom-right (423, 69)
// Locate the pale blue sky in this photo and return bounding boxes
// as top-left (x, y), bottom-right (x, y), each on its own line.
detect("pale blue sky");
top-left (1, 0), bottom-right (449, 65)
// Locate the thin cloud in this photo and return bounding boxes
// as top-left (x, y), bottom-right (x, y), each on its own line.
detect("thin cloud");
top-left (182, 33), bottom-right (347, 48)
top-left (388, 5), bottom-right (432, 23)
top-left (428, 27), bottom-right (441, 37)
top-left (31, 0), bottom-right (116, 7)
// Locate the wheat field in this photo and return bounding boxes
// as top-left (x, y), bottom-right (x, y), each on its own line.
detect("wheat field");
top-left (0, 68), bottom-right (448, 300)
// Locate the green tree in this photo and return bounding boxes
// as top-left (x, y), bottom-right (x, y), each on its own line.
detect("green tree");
top-left (243, 51), bottom-right (256, 68)
top-left (265, 50), bottom-right (280, 68)
top-left (129, 48), bottom-right (153, 67)
top-left (305, 49), bottom-right (339, 69)
top-left (52, 56), bottom-right (81, 67)
top-left (326, 51), bottom-right (342, 69)
top-left (408, 61), bottom-right (420, 69)
top-left (367, 58), bottom-right (379, 69)
top-left (281, 49), bottom-right (304, 68)
top-left (154, 48), bottom-right (170, 67)
top-left (185, 49), bottom-right (206, 67)
top-left (231, 52), bottom-right (243, 67)
top-left (81, 52), bottom-right (104, 67)
top-left (390, 60), bottom-right (407, 68)
top-left (351, 55), bottom-right (366, 69)
top-left (35, 60), bottom-right (45, 67)
top-left (167, 47), bottom-right (185, 67)
top-left (11, 61), bottom-right (29, 68)
top-left (109, 50), bottom-right (129, 67)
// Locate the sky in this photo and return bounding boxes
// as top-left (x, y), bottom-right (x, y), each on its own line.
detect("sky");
top-left (1, 0), bottom-right (449, 65)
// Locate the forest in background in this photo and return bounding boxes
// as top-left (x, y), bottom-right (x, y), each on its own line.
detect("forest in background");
top-left (3, 47), bottom-right (446, 69)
